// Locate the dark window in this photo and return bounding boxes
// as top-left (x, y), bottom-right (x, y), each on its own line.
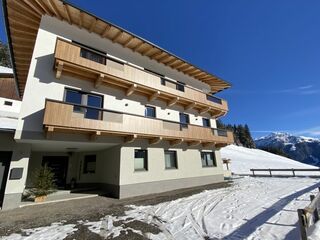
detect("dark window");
top-left (80, 48), bottom-right (106, 65)
top-left (206, 95), bottom-right (222, 104)
top-left (202, 118), bottom-right (211, 128)
top-left (134, 150), bottom-right (148, 171)
top-left (201, 152), bottom-right (216, 167)
top-left (145, 106), bottom-right (156, 118)
top-left (164, 150), bottom-right (177, 169)
top-left (179, 113), bottom-right (190, 128)
top-left (176, 81), bottom-right (185, 92)
top-left (83, 155), bottom-right (96, 174)
top-left (4, 101), bottom-right (13, 106)
top-left (65, 89), bottom-right (103, 120)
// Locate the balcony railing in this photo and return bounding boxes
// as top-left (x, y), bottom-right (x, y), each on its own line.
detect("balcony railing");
top-left (43, 99), bottom-right (234, 146)
top-left (54, 38), bottom-right (228, 117)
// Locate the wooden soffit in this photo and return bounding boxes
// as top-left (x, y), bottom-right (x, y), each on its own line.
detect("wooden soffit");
top-left (3, 0), bottom-right (231, 97)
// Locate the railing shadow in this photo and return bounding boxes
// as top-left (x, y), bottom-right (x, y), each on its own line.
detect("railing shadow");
top-left (222, 182), bottom-right (320, 240)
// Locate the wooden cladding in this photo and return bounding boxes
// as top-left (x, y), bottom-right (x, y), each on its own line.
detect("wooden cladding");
top-left (43, 100), bottom-right (234, 146)
top-left (4, 0), bottom-right (231, 97)
top-left (54, 39), bottom-right (229, 117)
top-left (0, 77), bottom-right (21, 100)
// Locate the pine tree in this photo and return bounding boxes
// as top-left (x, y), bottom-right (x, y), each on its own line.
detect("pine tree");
top-left (0, 41), bottom-right (12, 68)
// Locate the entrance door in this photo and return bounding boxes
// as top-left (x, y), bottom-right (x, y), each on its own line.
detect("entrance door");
top-left (42, 156), bottom-right (69, 189)
top-left (0, 152), bottom-right (12, 208)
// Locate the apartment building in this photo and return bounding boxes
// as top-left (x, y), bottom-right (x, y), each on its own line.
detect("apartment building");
top-left (1, 0), bottom-right (233, 210)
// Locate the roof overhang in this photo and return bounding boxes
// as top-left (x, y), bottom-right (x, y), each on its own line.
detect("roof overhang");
top-left (2, 0), bottom-right (231, 97)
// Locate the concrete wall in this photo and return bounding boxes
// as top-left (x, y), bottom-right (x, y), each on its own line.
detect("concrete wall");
top-left (119, 139), bottom-right (224, 185)
top-left (0, 132), bottom-right (31, 210)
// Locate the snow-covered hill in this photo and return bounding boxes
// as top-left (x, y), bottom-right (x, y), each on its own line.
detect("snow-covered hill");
top-left (221, 144), bottom-right (320, 175)
top-left (254, 132), bottom-right (320, 166)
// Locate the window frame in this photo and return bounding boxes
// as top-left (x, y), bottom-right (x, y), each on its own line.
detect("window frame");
top-left (83, 155), bottom-right (96, 174)
top-left (164, 150), bottom-right (178, 170)
top-left (144, 105), bottom-right (156, 118)
top-left (134, 149), bottom-right (148, 171)
top-left (201, 151), bottom-right (216, 168)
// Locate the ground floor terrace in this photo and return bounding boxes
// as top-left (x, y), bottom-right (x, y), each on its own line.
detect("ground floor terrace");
top-left (0, 132), bottom-right (226, 210)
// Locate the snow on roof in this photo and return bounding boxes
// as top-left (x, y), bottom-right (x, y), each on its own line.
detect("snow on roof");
top-left (0, 66), bottom-right (13, 74)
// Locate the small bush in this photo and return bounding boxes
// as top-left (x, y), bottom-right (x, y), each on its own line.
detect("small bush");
top-left (30, 166), bottom-right (57, 197)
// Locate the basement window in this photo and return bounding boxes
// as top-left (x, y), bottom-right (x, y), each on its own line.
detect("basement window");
top-left (134, 150), bottom-right (148, 171)
top-left (164, 150), bottom-right (178, 169)
top-left (4, 101), bottom-right (13, 106)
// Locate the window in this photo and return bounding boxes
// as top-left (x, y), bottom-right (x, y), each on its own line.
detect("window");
top-left (83, 155), bottom-right (96, 174)
top-left (65, 89), bottom-right (103, 120)
top-left (202, 118), bottom-right (211, 128)
top-left (134, 150), bottom-right (148, 171)
top-left (176, 81), bottom-right (185, 92)
top-left (201, 152), bottom-right (216, 167)
top-left (4, 101), bottom-right (13, 106)
top-left (164, 150), bottom-right (177, 169)
top-left (179, 113), bottom-right (190, 128)
top-left (145, 106), bottom-right (156, 118)
top-left (80, 48), bottom-right (106, 65)
top-left (206, 95), bottom-right (222, 104)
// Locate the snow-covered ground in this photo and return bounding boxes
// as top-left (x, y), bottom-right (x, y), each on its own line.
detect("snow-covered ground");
top-left (221, 145), bottom-right (320, 176)
top-left (2, 177), bottom-right (319, 240)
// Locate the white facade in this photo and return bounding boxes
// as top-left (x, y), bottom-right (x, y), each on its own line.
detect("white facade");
top-left (1, 15), bottom-right (228, 209)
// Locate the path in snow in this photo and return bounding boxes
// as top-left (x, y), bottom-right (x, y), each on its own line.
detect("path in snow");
top-left (3, 177), bottom-right (318, 240)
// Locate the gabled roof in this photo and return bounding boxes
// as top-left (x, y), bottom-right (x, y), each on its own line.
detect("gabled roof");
top-left (2, 0), bottom-right (231, 97)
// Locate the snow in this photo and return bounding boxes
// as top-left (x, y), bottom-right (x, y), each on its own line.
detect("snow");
top-left (1, 222), bottom-right (77, 240)
top-left (308, 221), bottom-right (320, 240)
top-left (221, 145), bottom-right (320, 176)
top-left (0, 116), bottom-right (18, 130)
top-left (0, 66), bottom-right (13, 74)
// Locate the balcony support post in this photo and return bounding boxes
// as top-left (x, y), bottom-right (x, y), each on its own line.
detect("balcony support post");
top-left (46, 126), bottom-right (54, 139)
top-left (126, 84), bottom-right (137, 96)
top-left (186, 102), bottom-right (196, 110)
top-left (168, 97), bottom-right (179, 107)
top-left (95, 74), bottom-right (104, 88)
top-left (149, 91), bottom-right (160, 102)
top-left (124, 134), bottom-right (137, 144)
top-left (149, 137), bottom-right (162, 145)
top-left (200, 107), bottom-right (210, 115)
top-left (56, 61), bottom-right (64, 79)
top-left (90, 131), bottom-right (101, 141)
top-left (170, 139), bottom-right (183, 146)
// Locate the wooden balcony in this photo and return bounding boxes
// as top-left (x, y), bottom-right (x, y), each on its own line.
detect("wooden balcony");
top-left (54, 38), bottom-right (229, 118)
top-left (43, 100), bottom-right (234, 147)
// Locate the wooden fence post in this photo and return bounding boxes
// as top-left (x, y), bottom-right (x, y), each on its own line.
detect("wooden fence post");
top-left (297, 209), bottom-right (308, 240)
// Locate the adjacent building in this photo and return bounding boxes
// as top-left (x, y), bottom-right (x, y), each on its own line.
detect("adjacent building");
top-left (1, 0), bottom-right (233, 210)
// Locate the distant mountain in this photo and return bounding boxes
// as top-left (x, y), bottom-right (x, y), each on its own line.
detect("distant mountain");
top-left (255, 132), bottom-right (320, 166)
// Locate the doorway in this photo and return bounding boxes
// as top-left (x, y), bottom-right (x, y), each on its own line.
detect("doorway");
top-left (0, 152), bottom-right (12, 208)
top-left (42, 156), bottom-right (69, 189)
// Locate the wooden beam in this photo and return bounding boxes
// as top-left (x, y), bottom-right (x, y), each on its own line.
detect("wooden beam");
top-left (141, 46), bottom-right (154, 55)
top-left (157, 54), bottom-right (170, 62)
top-left (167, 59), bottom-right (179, 66)
top-left (102, 24), bottom-right (112, 37)
top-left (95, 74), bottom-right (104, 88)
top-left (149, 51), bottom-right (164, 59)
top-left (124, 134), bottom-right (137, 143)
top-left (133, 41), bottom-right (145, 51)
top-left (56, 61), bottom-right (64, 79)
top-left (63, 3), bottom-right (72, 24)
top-left (112, 31), bottom-right (123, 43)
top-left (171, 61), bottom-right (184, 68)
top-left (23, 0), bottom-right (44, 15)
top-left (149, 91), bottom-right (160, 101)
top-left (47, 0), bottom-right (62, 20)
top-left (168, 97), bottom-right (179, 107)
top-left (176, 63), bottom-right (189, 71)
top-left (149, 137), bottom-right (162, 145)
top-left (126, 84), bottom-right (137, 96)
top-left (89, 18), bottom-right (97, 33)
top-left (185, 102), bottom-right (196, 110)
top-left (170, 139), bottom-right (183, 146)
top-left (35, 0), bottom-right (53, 16)
top-left (188, 141), bottom-right (201, 146)
top-left (202, 142), bottom-right (214, 148)
top-left (123, 36), bottom-right (134, 47)
top-left (90, 131), bottom-right (101, 141)
top-left (46, 126), bottom-right (54, 139)
top-left (200, 107), bottom-right (210, 115)
top-left (11, 0), bottom-right (41, 19)
top-left (179, 65), bottom-right (194, 72)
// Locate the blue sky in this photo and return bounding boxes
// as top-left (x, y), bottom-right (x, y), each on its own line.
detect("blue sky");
top-left (1, 0), bottom-right (320, 138)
